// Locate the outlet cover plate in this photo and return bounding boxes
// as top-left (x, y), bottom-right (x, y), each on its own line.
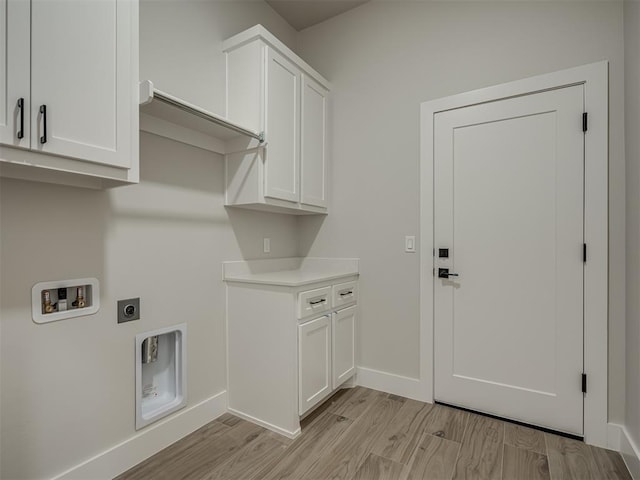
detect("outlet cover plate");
top-left (118, 298), bottom-right (140, 323)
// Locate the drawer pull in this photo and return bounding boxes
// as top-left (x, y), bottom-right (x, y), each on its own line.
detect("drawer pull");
top-left (339, 291), bottom-right (353, 297)
top-left (309, 298), bottom-right (326, 306)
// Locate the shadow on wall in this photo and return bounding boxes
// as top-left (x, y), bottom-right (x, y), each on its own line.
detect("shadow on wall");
top-left (226, 207), bottom-right (304, 260)
top-left (298, 214), bottom-right (326, 257)
top-left (0, 179), bottom-right (110, 311)
top-left (108, 132), bottom-right (229, 227)
top-left (0, 177), bottom-right (110, 479)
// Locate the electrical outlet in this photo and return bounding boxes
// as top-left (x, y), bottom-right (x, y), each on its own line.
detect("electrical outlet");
top-left (117, 298), bottom-right (140, 323)
top-left (263, 237), bottom-right (271, 254)
top-left (405, 236), bottom-right (416, 253)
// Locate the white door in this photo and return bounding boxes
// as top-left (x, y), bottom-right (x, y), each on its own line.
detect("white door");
top-left (301, 74), bottom-right (328, 208)
top-left (332, 306), bottom-right (356, 389)
top-left (264, 47), bottom-right (299, 203)
top-left (0, 0), bottom-right (29, 148)
top-left (434, 85), bottom-right (585, 435)
top-left (299, 315), bottom-right (331, 415)
top-left (30, 0), bottom-right (133, 167)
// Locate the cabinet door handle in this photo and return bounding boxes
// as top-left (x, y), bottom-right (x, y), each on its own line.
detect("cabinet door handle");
top-left (17, 98), bottom-right (24, 139)
top-left (309, 298), bottom-right (326, 305)
top-left (339, 291), bottom-right (353, 297)
top-left (39, 105), bottom-right (47, 144)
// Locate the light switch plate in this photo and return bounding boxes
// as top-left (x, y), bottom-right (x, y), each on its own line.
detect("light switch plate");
top-left (405, 236), bottom-right (416, 253)
top-left (263, 238), bottom-right (271, 254)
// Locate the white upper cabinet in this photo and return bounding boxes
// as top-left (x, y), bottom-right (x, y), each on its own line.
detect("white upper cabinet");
top-left (0, 0), bottom-right (29, 148)
top-left (30, 0), bottom-right (133, 168)
top-left (224, 25), bottom-right (330, 215)
top-left (264, 48), bottom-right (300, 203)
top-left (301, 75), bottom-right (328, 208)
top-left (0, 0), bottom-right (139, 188)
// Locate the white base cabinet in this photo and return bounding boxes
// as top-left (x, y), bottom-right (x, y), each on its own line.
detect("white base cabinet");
top-left (332, 306), bottom-right (357, 390)
top-left (226, 273), bottom-right (358, 437)
top-left (223, 25), bottom-right (329, 215)
top-left (299, 315), bottom-right (332, 415)
top-left (298, 304), bottom-right (357, 416)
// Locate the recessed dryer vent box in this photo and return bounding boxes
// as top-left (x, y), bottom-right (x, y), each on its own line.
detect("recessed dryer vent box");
top-left (32, 278), bottom-right (100, 324)
top-left (135, 324), bottom-right (187, 430)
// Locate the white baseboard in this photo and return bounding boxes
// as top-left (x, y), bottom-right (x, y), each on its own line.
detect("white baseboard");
top-left (608, 423), bottom-right (622, 451)
top-left (52, 391), bottom-right (227, 480)
top-left (227, 407), bottom-right (301, 439)
top-left (356, 367), bottom-right (425, 402)
top-left (619, 425), bottom-right (640, 480)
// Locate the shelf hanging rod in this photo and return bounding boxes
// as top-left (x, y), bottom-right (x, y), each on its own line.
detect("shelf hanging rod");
top-left (152, 90), bottom-right (264, 143)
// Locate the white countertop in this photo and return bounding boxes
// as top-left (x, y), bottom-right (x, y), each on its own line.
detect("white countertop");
top-left (222, 257), bottom-right (359, 287)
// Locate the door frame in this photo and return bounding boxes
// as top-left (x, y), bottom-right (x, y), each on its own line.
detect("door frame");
top-left (419, 61), bottom-right (608, 447)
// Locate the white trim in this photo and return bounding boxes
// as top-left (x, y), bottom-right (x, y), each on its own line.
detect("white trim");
top-left (608, 423), bottom-right (623, 451)
top-left (620, 425), bottom-right (640, 479)
top-left (419, 61), bottom-right (609, 446)
top-left (51, 391), bottom-right (227, 480)
top-left (227, 407), bottom-right (301, 439)
top-left (222, 25), bottom-right (331, 90)
top-left (356, 367), bottom-right (424, 401)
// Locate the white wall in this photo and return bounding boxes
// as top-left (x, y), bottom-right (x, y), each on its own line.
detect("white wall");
top-left (297, 1), bottom-right (626, 422)
top-left (625, 0), bottom-right (640, 458)
top-left (0, 1), bottom-right (299, 478)
top-left (139, 0), bottom-right (298, 115)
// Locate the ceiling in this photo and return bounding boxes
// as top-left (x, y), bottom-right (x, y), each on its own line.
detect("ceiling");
top-left (265, 0), bottom-right (370, 31)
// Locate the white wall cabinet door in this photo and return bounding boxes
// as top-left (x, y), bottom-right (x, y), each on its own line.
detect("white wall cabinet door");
top-left (29, 0), bottom-right (134, 168)
top-left (301, 75), bottom-right (328, 208)
top-left (0, 0), bottom-right (29, 148)
top-left (224, 27), bottom-right (330, 214)
top-left (332, 306), bottom-right (356, 389)
top-left (264, 47), bottom-right (300, 203)
top-left (298, 315), bottom-right (331, 415)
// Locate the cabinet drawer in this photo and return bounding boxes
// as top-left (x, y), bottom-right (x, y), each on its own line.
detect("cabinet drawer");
top-left (298, 286), bottom-right (331, 319)
top-left (332, 281), bottom-right (358, 309)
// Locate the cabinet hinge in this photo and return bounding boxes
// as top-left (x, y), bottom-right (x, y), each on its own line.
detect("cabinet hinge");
top-left (583, 112), bottom-right (588, 132)
top-left (582, 373), bottom-right (587, 393)
top-left (583, 243), bottom-right (587, 263)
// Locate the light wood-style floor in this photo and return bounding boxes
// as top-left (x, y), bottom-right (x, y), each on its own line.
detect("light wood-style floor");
top-left (116, 387), bottom-right (631, 480)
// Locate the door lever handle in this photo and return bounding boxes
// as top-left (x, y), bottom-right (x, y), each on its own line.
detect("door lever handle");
top-left (438, 268), bottom-right (459, 279)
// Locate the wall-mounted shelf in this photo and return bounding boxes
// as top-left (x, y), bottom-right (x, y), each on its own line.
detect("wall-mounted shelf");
top-left (139, 80), bottom-right (264, 155)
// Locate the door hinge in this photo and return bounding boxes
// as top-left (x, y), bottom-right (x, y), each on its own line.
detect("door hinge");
top-left (582, 373), bottom-right (587, 393)
top-left (583, 243), bottom-right (587, 263)
top-left (583, 112), bottom-right (588, 132)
